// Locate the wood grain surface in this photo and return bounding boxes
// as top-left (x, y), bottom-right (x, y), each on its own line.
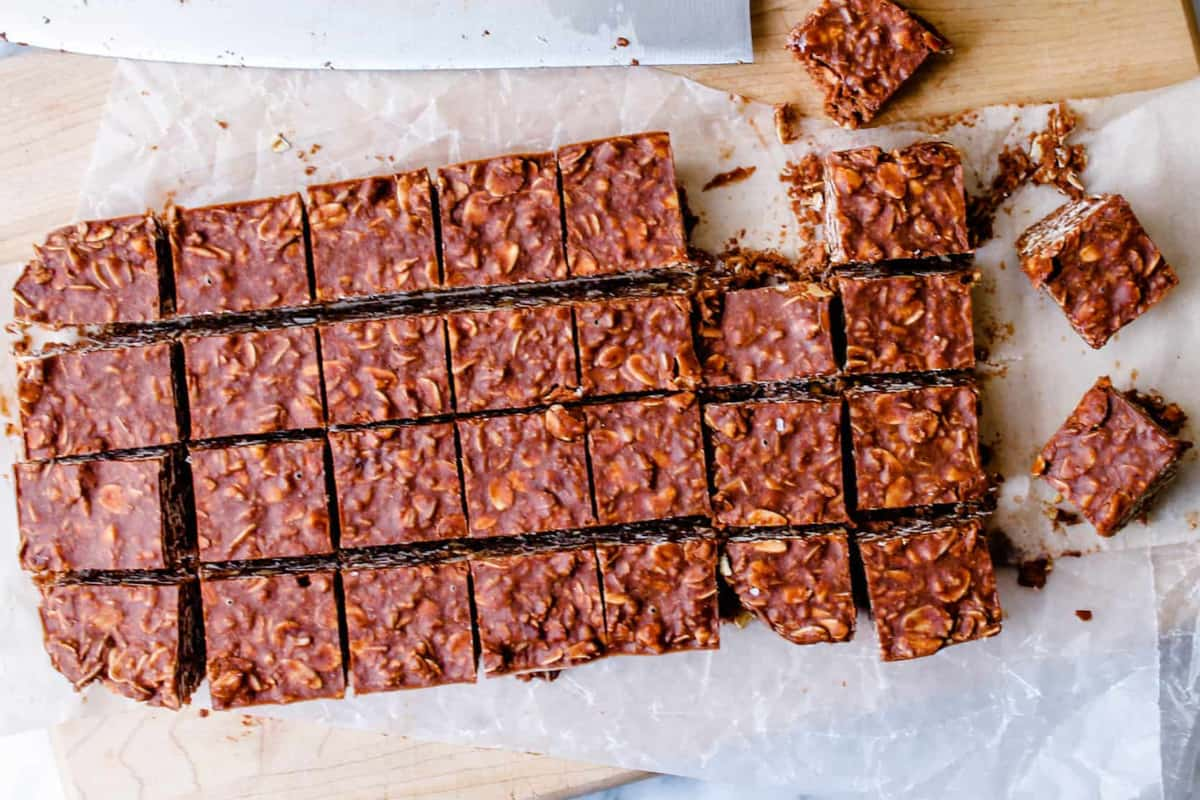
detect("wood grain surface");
top-left (2, 3), bottom-right (1198, 796)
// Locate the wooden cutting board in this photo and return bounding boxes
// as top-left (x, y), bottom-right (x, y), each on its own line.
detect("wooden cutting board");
top-left (2, 2), bottom-right (1198, 797)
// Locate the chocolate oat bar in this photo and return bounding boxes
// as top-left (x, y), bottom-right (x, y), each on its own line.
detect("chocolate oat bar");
top-left (19, 343), bottom-right (179, 460)
top-left (169, 194), bottom-right (309, 315)
top-left (470, 547), bottom-right (607, 676)
top-left (14, 214), bottom-right (165, 326)
top-left (306, 170), bottom-right (440, 301)
top-left (457, 406), bottom-right (594, 537)
top-left (859, 519), bottom-right (1002, 661)
top-left (1034, 376), bottom-right (1191, 536)
top-left (723, 533), bottom-right (856, 646)
top-left (837, 270), bottom-right (975, 375)
top-left (201, 571), bottom-right (345, 709)
top-left (183, 327), bottom-right (323, 440)
top-left (705, 399), bottom-right (848, 527)
top-left (824, 141), bottom-right (970, 265)
top-left (320, 316), bottom-right (451, 425)
top-left (557, 132), bottom-right (688, 276)
top-left (576, 295), bottom-right (700, 396)
top-left (447, 304), bottom-right (579, 413)
top-left (17, 452), bottom-right (189, 575)
top-left (586, 394), bottom-right (710, 525)
top-left (1017, 194), bottom-right (1178, 349)
top-left (437, 152), bottom-right (567, 287)
top-left (596, 539), bottom-right (720, 656)
top-left (848, 383), bottom-right (988, 511)
top-left (342, 562), bottom-right (476, 693)
top-left (39, 580), bottom-right (203, 709)
top-left (330, 424), bottom-right (467, 548)
top-left (190, 439), bottom-right (332, 563)
top-left (787, 0), bottom-right (949, 129)
top-left (700, 283), bottom-right (837, 387)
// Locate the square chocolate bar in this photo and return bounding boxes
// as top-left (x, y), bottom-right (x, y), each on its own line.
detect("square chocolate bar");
top-left (342, 562), bottom-right (476, 693)
top-left (586, 394), bottom-right (710, 525)
top-left (787, 0), bottom-right (949, 129)
top-left (14, 214), bottom-right (164, 326)
top-left (191, 439), bottom-right (332, 563)
top-left (1017, 194), bottom-right (1178, 349)
top-left (437, 152), bottom-right (567, 287)
top-left (201, 572), bottom-right (345, 709)
top-left (183, 327), bottom-right (323, 440)
top-left (1033, 376), bottom-right (1191, 536)
top-left (576, 294), bottom-right (700, 396)
top-left (837, 270), bottom-right (975, 374)
top-left (705, 400), bottom-right (848, 527)
top-left (596, 539), bottom-right (719, 656)
top-left (169, 194), bottom-right (309, 315)
top-left (330, 424), bottom-right (466, 548)
top-left (17, 452), bottom-right (188, 574)
top-left (557, 132), bottom-right (688, 276)
top-left (19, 343), bottom-right (179, 460)
top-left (320, 316), bottom-right (451, 425)
top-left (848, 383), bottom-right (987, 510)
top-left (859, 520), bottom-right (1002, 661)
top-left (824, 142), bottom-right (970, 265)
top-left (307, 170), bottom-right (439, 301)
top-left (700, 283), bottom-right (837, 386)
top-left (471, 548), bottom-right (606, 676)
top-left (39, 580), bottom-right (202, 708)
top-left (457, 407), bottom-right (593, 537)
top-left (723, 533), bottom-right (856, 645)
top-left (447, 304), bottom-right (578, 413)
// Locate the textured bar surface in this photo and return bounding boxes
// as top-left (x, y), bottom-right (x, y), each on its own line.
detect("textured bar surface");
top-left (577, 295), bottom-right (700, 395)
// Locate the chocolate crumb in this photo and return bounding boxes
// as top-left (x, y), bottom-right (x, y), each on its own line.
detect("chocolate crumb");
top-left (216, 120), bottom-right (228, 130)
top-left (773, 103), bottom-right (801, 145)
top-left (1075, 609), bottom-right (1093, 621)
top-left (778, 154), bottom-right (828, 270)
top-left (630, 58), bottom-right (640, 66)
top-left (304, 165), bottom-right (318, 176)
top-left (1045, 506), bottom-right (1083, 529)
top-left (515, 670), bottom-right (562, 683)
top-left (616, 36), bottom-right (630, 47)
top-left (198, 708), bottom-right (210, 718)
top-left (1018, 557), bottom-right (1053, 589)
top-left (702, 166), bottom-right (757, 192)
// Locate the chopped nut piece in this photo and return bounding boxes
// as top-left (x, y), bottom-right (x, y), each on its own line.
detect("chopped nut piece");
top-left (448, 305), bottom-right (578, 413)
top-left (848, 384), bottom-right (988, 510)
top-left (837, 270), bottom-right (975, 374)
top-left (437, 152), bottom-right (567, 287)
top-left (859, 520), bottom-right (1002, 661)
top-left (19, 343), bottom-right (178, 460)
top-left (458, 408), bottom-right (594, 537)
top-left (557, 132), bottom-right (687, 276)
top-left (724, 533), bottom-right (856, 645)
top-left (307, 170), bottom-right (439, 300)
top-left (587, 394), bottom-right (710, 525)
top-left (1016, 194), bottom-right (1178, 349)
top-left (201, 572), bottom-right (345, 709)
top-left (191, 439), bottom-right (331, 562)
top-left (471, 548), bottom-right (606, 676)
top-left (705, 400), bottom-right (848, 527)
top-left (320, 316), bottom-right (450, 424)
top-left (330, 424), bottom-right (466, 548)
top-left (701, 283), bottom-right (837, 386)
top-left (787, 0), bottom-right (949, 129)
top-left (15, 214), bottom-right (163, 326)
top-left (18, 454), bottom-right (185, 574)
top-left (597, 539), bottom-right (719, 655)
top-left (1034, 376), bottom-right (1191, 536)
top-left (183, 327), bottom-right (323, 440)
top-left (824, 141), bottom-right (970, 265)
top-left (169, 194), bottom-right (309, 315)
top-left (39, 581), bottom-right (202, 709)
top-left (342, 563), bottom-right (476, 692)
top-left (576, 295), bottom-right (700, 395)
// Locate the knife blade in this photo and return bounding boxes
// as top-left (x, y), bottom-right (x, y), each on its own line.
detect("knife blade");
top-left (0, 0), bottom-right (753, 70)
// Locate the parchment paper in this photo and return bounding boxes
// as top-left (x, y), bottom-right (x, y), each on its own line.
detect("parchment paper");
top-left (1, 61), bottom-right (1198, 795)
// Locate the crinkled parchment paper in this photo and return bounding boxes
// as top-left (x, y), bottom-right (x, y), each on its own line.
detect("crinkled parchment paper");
top-left (1, 61), bottom-right (1198, 796)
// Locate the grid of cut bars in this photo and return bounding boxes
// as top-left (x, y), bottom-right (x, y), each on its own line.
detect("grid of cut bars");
top-left (16, 135), bottom-right (1003, 712)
